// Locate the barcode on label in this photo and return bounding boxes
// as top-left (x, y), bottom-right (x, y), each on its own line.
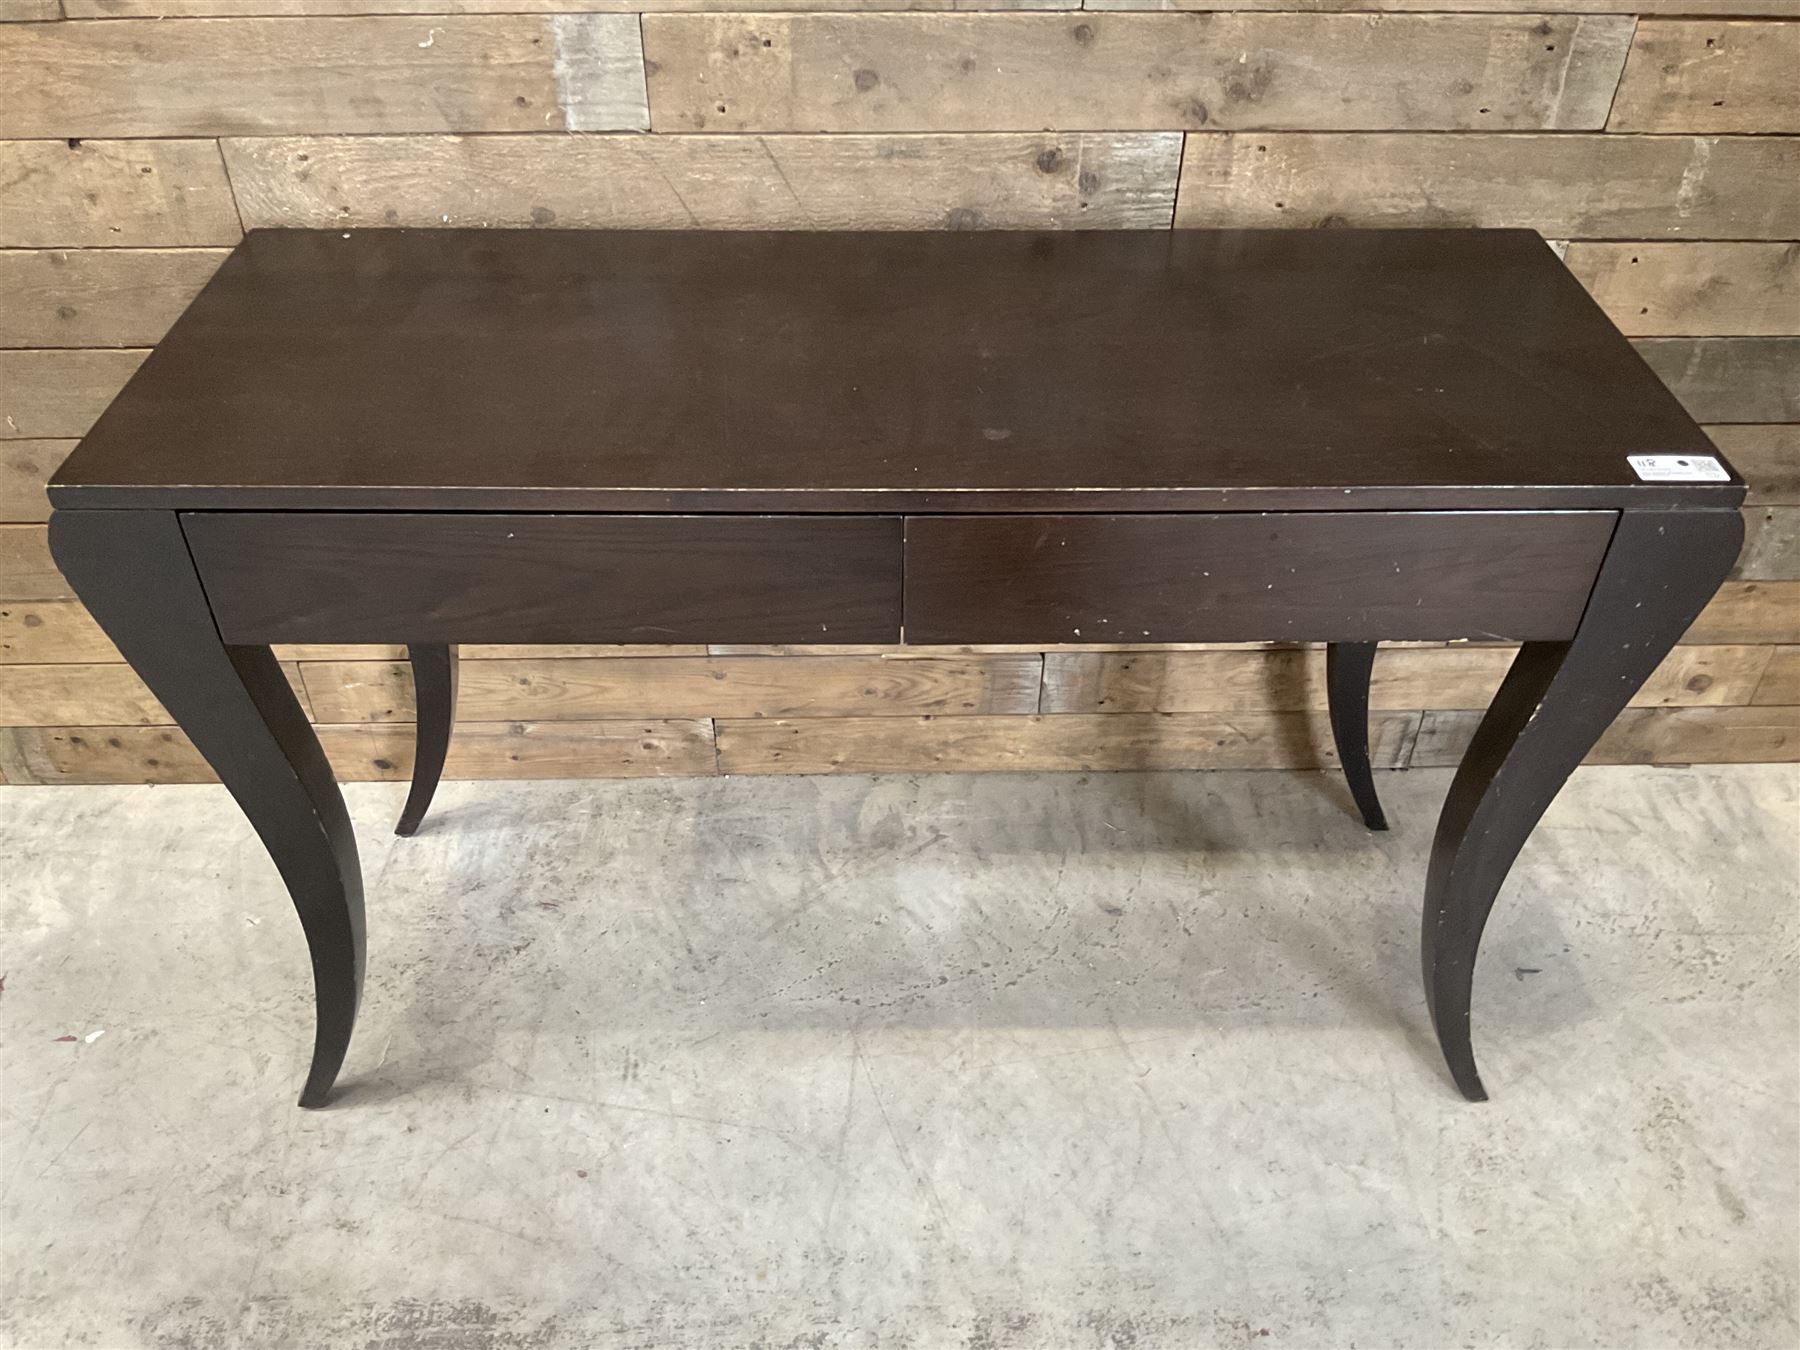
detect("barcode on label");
top-left (1627, 454), bottom-right (1731, 483)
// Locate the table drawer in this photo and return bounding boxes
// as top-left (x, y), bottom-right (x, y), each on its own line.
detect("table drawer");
top-left (182, 513), bottom-right (903, 644)
top-left (903, 512), bottom-right (1616, 645)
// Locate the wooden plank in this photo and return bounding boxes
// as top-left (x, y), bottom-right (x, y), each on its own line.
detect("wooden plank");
top-left (1640, 644), bottom-right (1776, 705)
top-left (1091, 0), bottom-right (1794, 13)
top-left (222, 133), bottom-right (1181, 230)
top-left (1414, 705), bottom-right (1800, 767)
top-left (0, 525), bottom-right (64, 600)
top-left (1564, 243), bottom-right (1800, 337)
top-left (1706, 426), bottom-right (1800, 506)
top-left (643, 13), bottom-right (1632, 134)
top-left (1175, 134), bottom-right (1800, 240)
top-left (299, 654), bottom-right (1043, 722)
top-left (1685, 581), bottom-right (1800, 644)
top-left (0, 659), bottom-right (308, 725)
top-left (1609, 20), bottom-right (1800, 134)
top-left (1753, 647), bottom-right (1800, 705)
top-left (0, 15), bottom-right (648, 138)
top-left (0, 600), bottom-right (116, 663)
top-left (1736, 507), bottom-right (1800, 581)
top-left (0, 439), bottom-right (67, 522)
top-left (0, 349), bottom-right (148, 439)
top-left (0, 249), bottom-right (229, 349)
top-left (1045, 646), bottom-right (1399, 711)
top-left (0, 0), bottom-right (60, 20)
top-left (0, 718), bottom-right (718, 784)
top-left (716, 709), bottom-right (1420, 774)
top-left (0, 625), bottom-right (456, 685)
top-left (1041, 644), bottom-right (1773, 714)
top-left (0, 139), bottom-right (241, 248)
top-left (1634, 338), bottom-right (1800, 423)
top-left (0, 662), bottom-right (163, 726)
top-left (69, 0), bottom-right (1073, 12)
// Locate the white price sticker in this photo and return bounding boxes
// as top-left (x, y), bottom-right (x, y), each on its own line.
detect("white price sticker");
top-left (1627, 454), bottom-right (1731, 483)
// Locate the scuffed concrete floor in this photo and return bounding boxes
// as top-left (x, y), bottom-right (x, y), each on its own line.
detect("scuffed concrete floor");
top-left (1, 765), bottom-right (1796, 1350)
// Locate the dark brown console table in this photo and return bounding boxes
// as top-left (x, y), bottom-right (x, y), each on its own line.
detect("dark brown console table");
top-left (47, 229), bottom-right (1744, 1108)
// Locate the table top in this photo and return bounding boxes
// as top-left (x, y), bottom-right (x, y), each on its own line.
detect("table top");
top-left (50, 228), bottom-right (1741, 514)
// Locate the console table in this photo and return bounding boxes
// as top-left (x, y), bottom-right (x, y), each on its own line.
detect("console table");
top-left (47, 229), bottom-right (1744, 1108)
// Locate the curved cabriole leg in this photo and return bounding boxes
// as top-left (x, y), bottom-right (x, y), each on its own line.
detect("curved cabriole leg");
top-left (49, 510), bottom-right (365, 1110)
top-left (395, 644), bottom-right (458, 837)
top-left (1424, 509), bottom-right (1743, 1102)
top-left (1326, 641), bottom-right (1388, 831)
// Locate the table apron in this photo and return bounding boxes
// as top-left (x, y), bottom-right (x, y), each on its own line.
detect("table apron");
top-left (902, 510), bottom-right (1618, 645)
top-left (180, 508), bottom-right (1617, 647)
top-left (180, 511), bottom-right (905, 646)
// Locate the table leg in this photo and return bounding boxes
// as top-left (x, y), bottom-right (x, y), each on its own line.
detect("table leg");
top-left (1326, 641), bottom-right (1388, 830)
top-left (49, 510), bottom-right (365, 1109)
top-left (395, 644), bottom-right (458, 837)
top-left (1423, 509), bottom-right (1743, 1101)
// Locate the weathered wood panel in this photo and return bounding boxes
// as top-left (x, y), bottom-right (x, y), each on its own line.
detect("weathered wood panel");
top-left (0, 349), bottom-right (148, 439)
top-left (0, 600), bottom-right (116, 663)
top-left (1753, 647), bottom-right (1800, 705)
top-left (1707, 426), bottom-right (1800, 506)
top-left (0, 440), bottom-right (67, 522)
top-left (69, 0), bottom-right (1073, 13)
top-left (1565, 243), bottom-right (1800, 337)
top-left (716, 710), bottom-right (1420, 774)
top-left (1175, 134), bottom-right (1800, 239)
top-left (1686, 582), bottom-right (1800, 645)
top-left (0, 664), bottom-right (159, 727)
top-left (4, 0), bottom-right (1793, 784)
top-left (8, 699), bottom-right (1794, 782)
top-left (0, 0), bottom-right (59, 21)
top-left (0, 139), bottom-right (241, 249)
top-left (1041, 644), bottom-right (1772, 714)
top-left (1609, 21), bottom-right (1800, 134)
top-left (0, 718), bottom-right (719, 784)
top-left (0, 249), bottom-right (229, 349)
top-left (0, 525), bottom-right (64, 600)
top-left (1415, 705), bottom-right (1800, 767)
top-left (222, 133), bottom-right (1181, 230)
top-left (300, 654), bottom-right (1043, 722)
top-left (1737, 507), bottom-right (1800, 581)
top-left (1634, 338), bottom-right (1800, 423)
top-left (0, 660), bottom-right (310, 725)
top-left (643, 13), bottom-right (1632, 134)
top-left (1092, 0), bottom-right (1795, 13)
top-left (0, 725), bottom-right (197, 783)
top-left (0, 16), bottom-right (649, 138)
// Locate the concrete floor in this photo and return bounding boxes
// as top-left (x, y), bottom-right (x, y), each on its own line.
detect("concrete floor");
top-left (1, 765), bottom-right (1795, 1350)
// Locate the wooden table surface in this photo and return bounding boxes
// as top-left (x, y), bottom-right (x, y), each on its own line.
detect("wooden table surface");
top-left (50, 228), bottom-right (1738, 513)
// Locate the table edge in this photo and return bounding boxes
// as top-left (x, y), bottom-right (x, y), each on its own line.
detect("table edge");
top-left (44, 482), bottom-right (1748, 514)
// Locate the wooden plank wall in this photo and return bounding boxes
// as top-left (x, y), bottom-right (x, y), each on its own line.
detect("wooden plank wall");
top-left (1, 1), bottom-right (1796, 785)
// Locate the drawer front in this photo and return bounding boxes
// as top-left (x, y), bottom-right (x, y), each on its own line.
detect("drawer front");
top-left (183, 513), bottom-right (902, 644)
top-left (904, 512), bottom-right (1616, 645)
